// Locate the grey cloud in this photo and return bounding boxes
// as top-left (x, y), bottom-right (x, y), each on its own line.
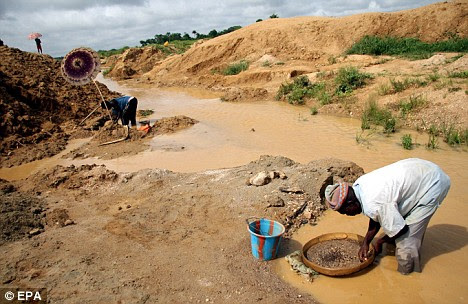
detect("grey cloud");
top-left (0, 0), bottom-right (442, 57)
top-left (0, 0), bottom-right (147, 16)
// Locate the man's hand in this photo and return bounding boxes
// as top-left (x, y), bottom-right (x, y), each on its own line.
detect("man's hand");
top-left (359, 242), bottom-right (370, 261)
top-left (373, 237), bottom-right (385, 255)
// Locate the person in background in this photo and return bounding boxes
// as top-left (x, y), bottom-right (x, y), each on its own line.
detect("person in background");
top-left (325, 158), bottom-right (450, 274)
top-left (101, 96), bottom-right (138, 128)
top-left (35, 37), bottom-right (42, 54)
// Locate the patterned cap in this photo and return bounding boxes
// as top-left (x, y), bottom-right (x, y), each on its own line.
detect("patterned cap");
top-left (325, 182), bottom-right (349, 211)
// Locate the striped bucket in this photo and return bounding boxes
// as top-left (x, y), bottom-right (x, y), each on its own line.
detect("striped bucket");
top-left (247, 218), bottom-right (285, 261)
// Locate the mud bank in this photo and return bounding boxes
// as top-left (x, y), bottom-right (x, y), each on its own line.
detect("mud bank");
top-left (0, 156), bottom-right (361, 303)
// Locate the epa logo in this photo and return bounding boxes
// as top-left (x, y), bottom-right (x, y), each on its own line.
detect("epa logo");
top-left (2, 289), bottom-right (46, 303)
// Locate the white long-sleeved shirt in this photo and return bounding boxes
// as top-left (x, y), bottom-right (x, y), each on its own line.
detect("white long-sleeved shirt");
top-left (353, 158), bottom-right (451, 237)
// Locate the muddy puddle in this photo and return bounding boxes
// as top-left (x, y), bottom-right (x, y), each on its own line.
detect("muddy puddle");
top-left (1, 75), bottom-right (466, 303)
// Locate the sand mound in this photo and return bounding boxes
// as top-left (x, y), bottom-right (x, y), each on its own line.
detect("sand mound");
top-left (106, 1), bottom-right (467, 86)
top-left (106, 46), bottom-right (166, 79)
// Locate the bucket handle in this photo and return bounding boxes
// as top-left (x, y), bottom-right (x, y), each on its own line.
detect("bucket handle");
top-left (246, 216), bottom-right (263, 234)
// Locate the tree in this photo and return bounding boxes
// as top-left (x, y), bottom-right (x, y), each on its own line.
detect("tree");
top-left (256, 19), bottom-right (263, 22)
top-left (270, 13), bottom-right (279, 18)
top-left (208, 29), bottom-right (218, 38)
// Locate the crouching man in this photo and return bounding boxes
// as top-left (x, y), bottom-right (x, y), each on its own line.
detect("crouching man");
top-left (101, 95), bottom-right (138, 128)
top-left (325, 158), bottom-right (450, 274)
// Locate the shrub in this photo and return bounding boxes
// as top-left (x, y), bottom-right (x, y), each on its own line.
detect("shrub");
top-left (102, 65), bottom-right (114, 76)
top-left (401, 134), bottom-right (413, 149)
top-left (310, 107), bottom-right (318, 115)
top-left (427, 134), bottom-right (439, 150)
top-left (377, 83), bottom-right (391, 95)
top-left (361, 100), bottom-right (396, 132)
top-left (276, 76), bottom-right (327, 105)
top-left (223, 60), bottom-right (249, 75)
top-left (335, 66), bottom-right (373, 94)
top-left (444, 126), bottom-right (462, 146)
top-left (98, 46), bottom-right (130, 58)
top-left (448, 70), bottom-right (468, 78)
top-left (399, 94), bottom-right (427, 116)
top-left (427, 72), bottom-right (440, 82)
top-left (390, 78), bottom-right (407, 93)
top-left (384, 117), bottom-right (396, 133)
top-left (346, 35), bottom-right (468, 59)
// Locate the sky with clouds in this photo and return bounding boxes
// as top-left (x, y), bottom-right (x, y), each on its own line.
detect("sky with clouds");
top-left (0, 0), bottom-right (442, 57)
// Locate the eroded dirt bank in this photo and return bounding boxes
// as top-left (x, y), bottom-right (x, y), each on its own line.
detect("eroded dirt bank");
top-left (107, 1), bottom-right (468, 133)
top-left (0, 156), bottom-right (362, 303)
top-left (0, 46), bottom-right (120, 167)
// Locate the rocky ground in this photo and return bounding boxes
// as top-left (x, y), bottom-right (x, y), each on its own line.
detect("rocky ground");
top-left (0, 156), bottom-right (363, 303)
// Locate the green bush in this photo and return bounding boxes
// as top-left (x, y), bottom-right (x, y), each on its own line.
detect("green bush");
top-left (388, 77), bottom-right (428, 94)
top-left (346, 35), bottom-right (468, 59)
top-left (384, 117), bottom-right (396, 133)
top-left (427, 134), bottom-right (439, 150)
top-left (361, 100), bottom-right (396, 132)
top-left (335, 66), bottom-right (373, 94)
top-left (223, 60), bottom-right (249, 75)
top-left (448, 70), bottom-right (468, 78)
top-left (401, 134), bottom-right (413, 150)
top-left (390, 78), bottom-right (408, 93)
top-left (98, 46), bottom-right (130, 58)
top-left (276, 76), bottom-right (327, 105)
top-left (399, 95), bottom-right (427, 117)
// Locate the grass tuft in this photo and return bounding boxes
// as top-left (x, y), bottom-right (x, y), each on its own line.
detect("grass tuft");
top-left (223, 60), bottom-right (249, 75)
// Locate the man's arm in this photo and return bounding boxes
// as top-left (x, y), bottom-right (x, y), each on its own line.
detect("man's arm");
top-left (374, 225), bottom-right (409, 254)
top-left (359, 218), bottom-right (380, 261)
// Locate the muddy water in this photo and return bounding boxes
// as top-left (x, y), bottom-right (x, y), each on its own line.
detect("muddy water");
top-left (1, 75), bottom-right (467, 303)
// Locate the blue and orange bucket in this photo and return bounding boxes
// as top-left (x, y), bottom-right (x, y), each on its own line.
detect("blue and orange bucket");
top-left (246, 217), bottom-right (285, 261)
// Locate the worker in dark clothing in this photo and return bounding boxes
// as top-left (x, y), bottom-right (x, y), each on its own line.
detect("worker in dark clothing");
top-left (35, 38), bottom-right (42, 54)
top-left (101, 96), bottom-right (138, 127)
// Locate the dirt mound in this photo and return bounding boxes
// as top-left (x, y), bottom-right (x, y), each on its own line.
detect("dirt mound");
top-left (106, 46), bottom-right (166, 79)
top-left (0, 179), bottom-right (45, 245)
top-left (64, 115), bottom-right (199, 160)
top-left (0, 46), bottom-right (120, 167)
top-left (24, 164), bottom-right (118, 193)
top-left (151, 115), bottom-right (199, 134)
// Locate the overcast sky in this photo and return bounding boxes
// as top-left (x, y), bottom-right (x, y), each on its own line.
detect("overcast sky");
top-left (0, 0), bottom-right (442, 57)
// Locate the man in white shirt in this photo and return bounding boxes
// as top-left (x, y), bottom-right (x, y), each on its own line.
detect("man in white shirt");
top-left (325, 158), bottom-right (451, 274)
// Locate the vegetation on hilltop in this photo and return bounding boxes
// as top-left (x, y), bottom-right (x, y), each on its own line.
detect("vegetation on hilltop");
top-left (139, 26), bottom-right (242, 46)
top-left (347, 35), bottom-right (468, 60)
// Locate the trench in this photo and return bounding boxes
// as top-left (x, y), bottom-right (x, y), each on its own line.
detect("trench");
top-left (1, 74), bottom-right (466, 303)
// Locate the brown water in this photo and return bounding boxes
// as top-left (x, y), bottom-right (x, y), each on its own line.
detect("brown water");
top-left (1, 75), bottom-right (467, 303)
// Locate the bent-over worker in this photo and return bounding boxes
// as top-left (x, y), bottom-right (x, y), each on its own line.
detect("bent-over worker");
top-left (325, 158), bottom-right (450, 274)
top-left (101, 96), bottom-right (138, 127)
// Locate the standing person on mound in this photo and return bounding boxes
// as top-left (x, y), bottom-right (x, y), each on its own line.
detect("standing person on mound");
top-left (35, 37), bottom-right (42, 54)
top-left (101, 95), bottom-right (138, 128)
top-left (325, 158), bottom-right (450, 274)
